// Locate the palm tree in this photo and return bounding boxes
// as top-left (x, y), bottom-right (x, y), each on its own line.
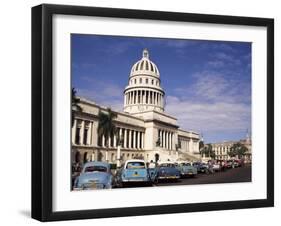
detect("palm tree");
top-left (228, 142), bottom-right (248, 159)
top-left (97, 108), bottom-right (117, 162)
top-left (71, 88), bottom-right (82, 127)
top-left (201, 144), bottom-right (215, 159)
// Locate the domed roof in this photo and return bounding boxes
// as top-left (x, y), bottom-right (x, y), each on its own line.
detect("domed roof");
top-left (130, 49), bottom-right (160, 77)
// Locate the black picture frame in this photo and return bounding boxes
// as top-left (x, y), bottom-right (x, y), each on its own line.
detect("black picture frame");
top-left (32, 4), bottom-right (274, 222)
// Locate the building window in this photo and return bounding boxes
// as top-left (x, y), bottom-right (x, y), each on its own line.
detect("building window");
top-left (75, 127), bottom-right (80, 144)
top-left (134, 79), bottom-right (136, 84)
top-left (152, 80), bottom-right (154, 85)
top-left (150, 62), bottom-right (154, 72)
top-left (146, 78), bottom-right (148, 84)
top-left (139, 78), bottom-right (142, 84)
top-left (140, 61), bottom-right (144, 70)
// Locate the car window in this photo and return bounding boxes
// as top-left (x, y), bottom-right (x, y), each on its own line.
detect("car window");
top-left (84, 165), bottom-right (108, 173)
top-left (180, 163), bottom-right (191, 166)
top-left (160, 163), bottom-right (175, 167)
top-left (126, 162), bottom-right (145, 169)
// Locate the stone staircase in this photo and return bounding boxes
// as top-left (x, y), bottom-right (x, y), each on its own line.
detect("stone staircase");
top-left (178, 151), bottom-right (201, 162)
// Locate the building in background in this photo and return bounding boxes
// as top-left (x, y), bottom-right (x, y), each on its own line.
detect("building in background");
top-left (210, 132), bottom-right (252, 162)
top-left (71, 49), bottom-right (201, 164)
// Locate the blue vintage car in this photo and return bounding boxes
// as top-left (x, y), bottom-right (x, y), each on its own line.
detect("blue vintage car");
top-left (176, 161), bottom-right (197, 177)
top-left (73, 161), bottom-right (113, 190)
top-left (192, 162), bottom-right (209, 174)
top-left (116, 160), bottom-right (152, 187)
top-left (155, 162), bottom-right (181, 181)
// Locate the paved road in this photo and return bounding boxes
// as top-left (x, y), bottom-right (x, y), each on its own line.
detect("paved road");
top-left (156, 165), bottom-right (252, 187)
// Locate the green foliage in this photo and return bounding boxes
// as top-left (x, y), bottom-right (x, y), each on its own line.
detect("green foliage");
top-left (200, 144), bottom-right (216, 159)
top-left (228, 142), bottom-right (248, 159)
top-left (97, 108), bottom-right (117, 148)
top-left (71, 87), bottom-right (82, 127)
top-left (199, 140), bottom-right (204, 150)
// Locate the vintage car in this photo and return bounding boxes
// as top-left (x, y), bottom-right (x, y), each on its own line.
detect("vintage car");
top-left (192, 162), bottom-right (209, 174)
top-left (212, 162), bottom-right (221, 172)
top-left (176, 161), bottom-right (197, 177)
top-left (155, 162), bottom-right (181, 181)
top-left (73, 161), bottom-right (113, 190)
top-left (115, 160), bottom-right (153, 187)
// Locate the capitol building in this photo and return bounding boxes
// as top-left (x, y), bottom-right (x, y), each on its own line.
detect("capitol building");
top-left (71, 49), bottom-right (201, 165)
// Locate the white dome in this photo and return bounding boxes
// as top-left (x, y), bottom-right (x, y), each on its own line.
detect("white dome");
top-left (124, 49), bottom-right (165, 114)
top-left (130, 49), bottom-right (160, 77)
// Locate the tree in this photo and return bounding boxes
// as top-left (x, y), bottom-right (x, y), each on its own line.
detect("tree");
top-left (199, 140), bottom-right (204, 150)
top-left (200, 144), bottom-right (216, 159)
top-left (228, 142), bottom-right (248, 159)
top-left (71, 88), bottom-right (82, 127)
top-left (97, 108), bottom-right (117, 162)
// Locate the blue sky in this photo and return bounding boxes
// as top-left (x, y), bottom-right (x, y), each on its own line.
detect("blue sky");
top-left (72, 34), bottom-right (251, 143)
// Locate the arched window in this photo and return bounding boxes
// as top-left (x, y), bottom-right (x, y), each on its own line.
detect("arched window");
top-left (140, 61), bottom-right (144, 70)
top-left (83, 152), bottom-right (88, 163)
top-left (150, 62), bottom-right (154, 72)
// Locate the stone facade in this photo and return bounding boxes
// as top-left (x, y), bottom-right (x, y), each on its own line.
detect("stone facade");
top-left (210, 135), bottom-right (252, 162)
top-left (72, 49), bottom-right (200, 165)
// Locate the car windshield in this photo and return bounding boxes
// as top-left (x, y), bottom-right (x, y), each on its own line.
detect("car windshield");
top-left (126, 162), bottom-right (145, 169)
top-left (180, 163), bottom-right (191, 166)
top-left (160, 163), bottom-right (175, 167)
top-left (84, 165), bottom-right (108, 173)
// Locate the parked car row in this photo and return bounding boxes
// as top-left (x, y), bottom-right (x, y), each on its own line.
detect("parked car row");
top-left (72, 158), bottom-right (245, 190)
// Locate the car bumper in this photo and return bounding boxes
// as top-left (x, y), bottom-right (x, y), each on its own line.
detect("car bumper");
top-left (158, 175), bottom-right (180, 180)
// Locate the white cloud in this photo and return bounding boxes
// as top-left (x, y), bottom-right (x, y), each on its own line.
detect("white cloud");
top-left (166, 71), bottom-right (251, 135)
top-left (76, 76), bottom-right (124, 111)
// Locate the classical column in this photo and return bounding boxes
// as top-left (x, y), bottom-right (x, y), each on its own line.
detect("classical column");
top-left (136, 131), bottom-right (139, 149)
top-left (72, 119), bottom-right (77, 144)
top-left (108, 135), bottom-right (111, 148)
top-left (91, 121), bottom-right (97, 147)
top-left (163, 131), bottom-right (166, 149)
top-left (189, 138), bottom-right (193, 153)
top-left (144, 90), bottom-right (147, 104)
top-left (171, 132), bottom-right (174, 150)
top-left (169, 132), bottom-right (172, 150)
top-left (124, 129), bottom-right (127, 148)
top-left (137, 131), bottom-right (141, 149)
top-left (114, 133), bottom-right (117, 147)
top-left (119, 128), bottom-right (122, 147)
top-left (129, 130), bottom-right (132, 148)
top-left (102, 135), bottom-right (105, 147)
top-left (133, 130), bottom-right (136, 149)
top-left (142, 132), bottom-right (144, 149)
top-left (87, 122), bottom-right (92, 145)
top-left (79, 120), bottom-right (85, 145)
top-left (161, 130), bottom-right (164, 147)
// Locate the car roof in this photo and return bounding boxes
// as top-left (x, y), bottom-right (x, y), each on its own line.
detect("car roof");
top-left (158, 161), bottom-right (175, 165)
top-left (125, 159), bottom-right (145, 164)
top-left (83, 161), bottom-right (110, 168)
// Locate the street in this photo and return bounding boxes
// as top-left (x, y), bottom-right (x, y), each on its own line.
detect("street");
top-left (113, 165), bottom-right (252, 189)
top-left (155, 164), bottom-right (251, 187)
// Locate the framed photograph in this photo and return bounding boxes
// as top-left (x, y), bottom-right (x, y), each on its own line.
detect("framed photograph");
top-left (32, 4), bottom-right (274, 221)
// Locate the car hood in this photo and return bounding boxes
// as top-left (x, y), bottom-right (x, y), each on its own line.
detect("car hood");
top-left (158, 167), bottom-right (179, 174)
